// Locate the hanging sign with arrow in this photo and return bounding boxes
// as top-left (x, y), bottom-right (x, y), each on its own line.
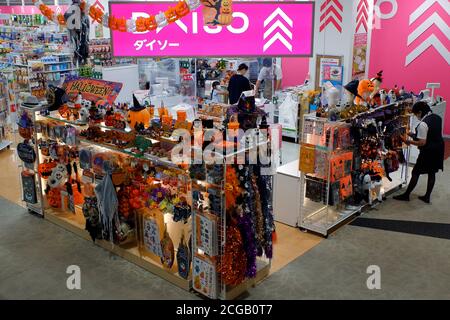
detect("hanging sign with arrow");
top-left (110, 1), bottom-right (315, 57)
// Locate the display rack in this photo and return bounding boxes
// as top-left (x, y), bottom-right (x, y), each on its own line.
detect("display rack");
top-left (14, 53), bottom-right (76, 102)
top-left (17, 103), bottom-right (45, 216)
top-left (0, 71), bottom-right (12, 151)
top-left (190, 139), bottom-right (273, 299)
top-left (34, 112), bottom-right (193, 291)
top-left (298, 102), bottom-right (412, 236)
top-left (33, 104), bottom-right (274, 298)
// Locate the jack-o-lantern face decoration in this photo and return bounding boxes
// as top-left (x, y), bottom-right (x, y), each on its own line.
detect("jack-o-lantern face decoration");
top-left (38, 161), bottom-right (57, 179)
top-left (358, 79), bottom-right (374, 100)
top-left (47, 188), bottom-right (61, 208)
top-left (221, 0), bottom-right (232, 14)
top-left (128, 94), bottom-right (151, 130)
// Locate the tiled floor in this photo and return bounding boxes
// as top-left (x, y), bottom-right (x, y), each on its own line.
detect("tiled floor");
top-left (1, 137), bottom-right (449, 299)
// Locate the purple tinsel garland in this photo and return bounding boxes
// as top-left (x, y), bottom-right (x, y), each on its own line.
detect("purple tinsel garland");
top-left (238, 210), bottom-right (257, 278)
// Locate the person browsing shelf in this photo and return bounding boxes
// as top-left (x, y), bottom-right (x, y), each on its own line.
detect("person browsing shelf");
top-left (393, 101), bottom-right (445, 204)
top-left (227, 63), bottom-right (252, 104)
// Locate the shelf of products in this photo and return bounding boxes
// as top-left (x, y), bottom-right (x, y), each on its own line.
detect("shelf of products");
top-left (11, 53), bottom-right (76, 101)
top-left (298, 101), bottom-right (412, 236)
top-left (26, 84), bottom-right (275, 299)
top-left (89, 39), bottom-right (135, 79)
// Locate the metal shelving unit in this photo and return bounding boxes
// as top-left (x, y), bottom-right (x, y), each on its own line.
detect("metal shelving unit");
top-left (298, 102), bottom-right (412, 236)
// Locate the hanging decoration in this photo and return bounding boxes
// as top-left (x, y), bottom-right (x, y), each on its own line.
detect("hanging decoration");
top-left (201, 0), bottom-right (233, 26)
top-left (31, 0), bottom-right (231, 34)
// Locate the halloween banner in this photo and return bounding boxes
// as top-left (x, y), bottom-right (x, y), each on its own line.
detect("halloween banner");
top-left (63, 77), bottom-right (123, 105)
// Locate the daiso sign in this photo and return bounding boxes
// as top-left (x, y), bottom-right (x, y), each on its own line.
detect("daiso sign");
top-left (110, 1), bottom-right (315, 57)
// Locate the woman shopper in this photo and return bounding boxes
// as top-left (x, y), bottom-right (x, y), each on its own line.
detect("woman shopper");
top-left (393, 101), bottom-right (445, 203)
top-left (227, 63), bottom-right (252, 104)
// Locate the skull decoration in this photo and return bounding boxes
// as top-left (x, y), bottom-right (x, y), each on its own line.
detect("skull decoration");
top-left (79, 107), bottom-right (89, 123)
top-left (48, 164), bottom-right (68, 188)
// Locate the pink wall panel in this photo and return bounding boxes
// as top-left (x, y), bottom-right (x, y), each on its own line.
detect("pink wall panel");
top-left (369, 0), bottom-right (450, 135)
top-left (281, 57), bottom-right (310, 88)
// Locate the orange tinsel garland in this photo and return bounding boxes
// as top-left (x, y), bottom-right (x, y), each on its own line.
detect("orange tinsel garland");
top-left (225, 166), bottom-right (241, 210)
top-left (218, 225), bottom-right (247, 286)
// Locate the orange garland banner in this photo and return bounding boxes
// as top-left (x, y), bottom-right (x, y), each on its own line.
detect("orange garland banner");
top-left (33, 0), bottom-right (233, 33)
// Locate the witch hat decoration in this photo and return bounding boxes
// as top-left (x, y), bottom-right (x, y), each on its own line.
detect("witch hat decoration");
top-left (131, 94), bottom-right (145, 111)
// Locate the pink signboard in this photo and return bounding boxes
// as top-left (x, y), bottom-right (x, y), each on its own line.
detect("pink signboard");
top-left (110, 1), bottom-right (315, 57)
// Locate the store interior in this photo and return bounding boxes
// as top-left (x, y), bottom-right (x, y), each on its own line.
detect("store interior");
top-left (0, 0), bottom-right (449, 300)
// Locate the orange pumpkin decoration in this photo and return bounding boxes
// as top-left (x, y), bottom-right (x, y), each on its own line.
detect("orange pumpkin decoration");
top-left (38, 161), bottom-right (57, 179)
top-left (165, 7), bottom-right (178, 23)
top-left (117, 17), bottom-right (127, 32)
top-left (147, 16), bottom-right (158, 31)
top-left (109, 16), bottom-right (119, 30)
top-left (175, 1), bottom-right (190, 18)
top-left (218, 0), bottom-right (233, 25)
top-left (128, 94), bottom-right (150, 130)
top-left (57, 14), bottom-right (66, 25)
top-left (89, 6), bottom-right (103, 24)
top-left (355, 79), bottom-right (375, 106)
top-left (47, 188), bottom-right (61, 208)
top-left (136, 17), bottom-right (148, 32)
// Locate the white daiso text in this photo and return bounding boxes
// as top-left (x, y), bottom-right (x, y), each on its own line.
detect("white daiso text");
top-left (131, 11), bottom-right (249, 35)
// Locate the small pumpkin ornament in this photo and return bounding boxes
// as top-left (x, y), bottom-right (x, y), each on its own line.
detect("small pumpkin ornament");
top-left (218, 0), bottom-right (233, 25)
top-left (127, 94), bottom-right (150, 130)
top-left (355, 79), bottom-right (375, 106)
top-left (160, 224), bottom-right (175, 269)
top-left (38, 160), bottom-right (57, 179)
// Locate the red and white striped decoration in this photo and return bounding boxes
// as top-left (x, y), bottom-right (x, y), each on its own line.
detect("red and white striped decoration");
top-left (356, 0), bottom-right (369, 32)
top-left (319, 0), bottom-right (344, 33)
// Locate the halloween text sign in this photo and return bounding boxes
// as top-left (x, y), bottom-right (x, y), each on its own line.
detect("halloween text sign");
top-left (63, 77), bottom-right (123, 105)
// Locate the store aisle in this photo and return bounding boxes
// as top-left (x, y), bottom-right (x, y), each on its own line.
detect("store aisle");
top-left (0, 134), bottom-right (22, 207)
top-left (2, 142), bottom-right (448, 300)
top-left (0, 196), bottom-right (196, 300)
top-left (246, 158), bottom-right (450, 300)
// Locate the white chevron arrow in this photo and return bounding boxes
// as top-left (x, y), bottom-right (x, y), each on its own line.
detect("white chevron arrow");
top-left (264, 20), bottom-right (293, 40)
top-left (407, 12), bottom-right (450, 45)
top-left (264, 7), bottom-right (293, 28)
top-left (263, 32), bottom-right (293, 52)
top-left (405, 34), bottom-right (450, 66)
top-left (409, 0), bottom-right (450, 25)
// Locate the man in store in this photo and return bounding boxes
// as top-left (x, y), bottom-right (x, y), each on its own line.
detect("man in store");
top-left (254, 58), bottom-right (283, 100)
top-left (227, 63), bottom-right (252, 105)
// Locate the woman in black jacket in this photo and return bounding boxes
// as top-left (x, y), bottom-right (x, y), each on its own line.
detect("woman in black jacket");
top-left (394, 101), bottom-right (445, 203)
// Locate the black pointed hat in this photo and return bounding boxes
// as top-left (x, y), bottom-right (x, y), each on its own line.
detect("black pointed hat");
top-left (130, 94), bottom-right (145, 111)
